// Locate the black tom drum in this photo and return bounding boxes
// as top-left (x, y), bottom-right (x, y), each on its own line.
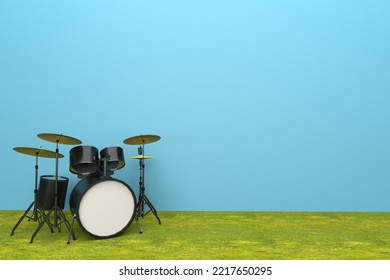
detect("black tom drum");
top-left (69, 175), bottom-right (136, 238)
top-left (69, 145), bottom-right (99, 175)
top-left (37, 175), bottom-right (69, 210)
top-left (99, 146), bottom-right (125, 172)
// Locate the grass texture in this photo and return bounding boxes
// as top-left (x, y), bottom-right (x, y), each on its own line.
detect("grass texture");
top-left (1, 211), bottom-right (390, 260)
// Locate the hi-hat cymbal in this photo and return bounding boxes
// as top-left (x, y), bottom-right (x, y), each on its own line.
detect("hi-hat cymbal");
top-left (38, 133), bottom-right (82, 145)
top-left (129, 155), bottom-right (153, 159)
top-left (13, 147), bottom-right (64, 158)
top-left (123, 134), bottom-right (161, 145)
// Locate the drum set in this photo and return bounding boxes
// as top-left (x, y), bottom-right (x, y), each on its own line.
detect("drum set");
top-left (11, 133), bottom-right (161, 243)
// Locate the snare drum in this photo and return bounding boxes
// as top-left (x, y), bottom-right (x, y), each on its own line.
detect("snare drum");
top-left (69, 145), bottom-right (99, 175)
top-left (69, 175), bottom-right (136, 238)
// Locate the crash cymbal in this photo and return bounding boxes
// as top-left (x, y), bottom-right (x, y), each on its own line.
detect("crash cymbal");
top-left (13, 147), bottom-right (64, 158)
top-left (38, 133), bottom-right (82, 145)
top-left (123, 134), bottom-right (161, 145)
top-left (129, 155), bottom-right (153, 159)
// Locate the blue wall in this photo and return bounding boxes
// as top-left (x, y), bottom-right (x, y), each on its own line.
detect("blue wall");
top-left (1, 1), bottom-right (389, 211)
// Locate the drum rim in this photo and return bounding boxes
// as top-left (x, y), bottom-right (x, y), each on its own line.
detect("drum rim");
top-left (100, 146), bottom-right (124, 151)
top-left (69, 161), bottom-right (99, 174)
top-left (70, 145), bottom-right (99, 151)
top-left (40, 174), bottom-right (69, 181)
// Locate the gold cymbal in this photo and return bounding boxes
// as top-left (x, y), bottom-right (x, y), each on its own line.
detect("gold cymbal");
top-left (13, 147), bottom-right (64, 158)
top-left (129, 155), bottom-right (153, 159)
top-left (37, 133), bottom-right (82, 145)
top-left (123, 134), bottom-right (161, 145)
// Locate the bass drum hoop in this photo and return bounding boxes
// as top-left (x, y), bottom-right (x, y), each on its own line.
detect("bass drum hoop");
top-left (70, 175), bottom-right (136, 238)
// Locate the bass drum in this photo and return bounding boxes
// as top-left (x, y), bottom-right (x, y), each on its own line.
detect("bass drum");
top-left (70, 175), bottom-right (136, 238)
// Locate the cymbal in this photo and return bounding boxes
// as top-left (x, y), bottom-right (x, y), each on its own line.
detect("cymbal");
top-left (13, 147), bottom-right (64, 158)
top-left (123, 134), bottom-right (161, 145)
top-left (129, 155), bottom-right (153, 159)
top-left (38, 133), bottom-right (82, 145)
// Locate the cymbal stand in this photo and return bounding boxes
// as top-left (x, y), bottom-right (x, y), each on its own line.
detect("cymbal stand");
top-left (135, 144), bottom-right (161, 234)
top-left (30, 138), bottom-right (76, 244)
top-left (11, 151), bottom-right (53, 236)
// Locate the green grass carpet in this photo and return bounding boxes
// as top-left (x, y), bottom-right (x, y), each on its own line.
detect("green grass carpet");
top-left (1, 211), bottom-right (390, 260)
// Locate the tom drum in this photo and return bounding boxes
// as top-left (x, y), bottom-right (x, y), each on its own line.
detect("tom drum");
top-left (69, 145), bottom-right (99, 175)
top-left (99, 146), bottom-right (126, 172)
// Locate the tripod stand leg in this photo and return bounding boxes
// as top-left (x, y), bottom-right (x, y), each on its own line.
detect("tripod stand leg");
top-left (11, 201), bottom-right (34, 236)
top-left (30, 220), bottom-right (45, 243)
top-left (57, 208), bottom-right (77, 241)
top-left (135, 197), bottom-right (144, 234)
top-left (41, 210), bottom-right (54, 233)
top-left (144, 194), bottom-right (161, 224)
top-left (29, 199), bottom-right (38, 222)
top-left (135, 215), bottom-right (143, 234)
top-left (67, 214), bottom-right (77, 244)
top-left (30, 208), bottom-right (55, 243)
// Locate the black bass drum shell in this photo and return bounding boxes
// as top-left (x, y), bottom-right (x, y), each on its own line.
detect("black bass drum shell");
top-left (70, 175), bottom-right (136, 238)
